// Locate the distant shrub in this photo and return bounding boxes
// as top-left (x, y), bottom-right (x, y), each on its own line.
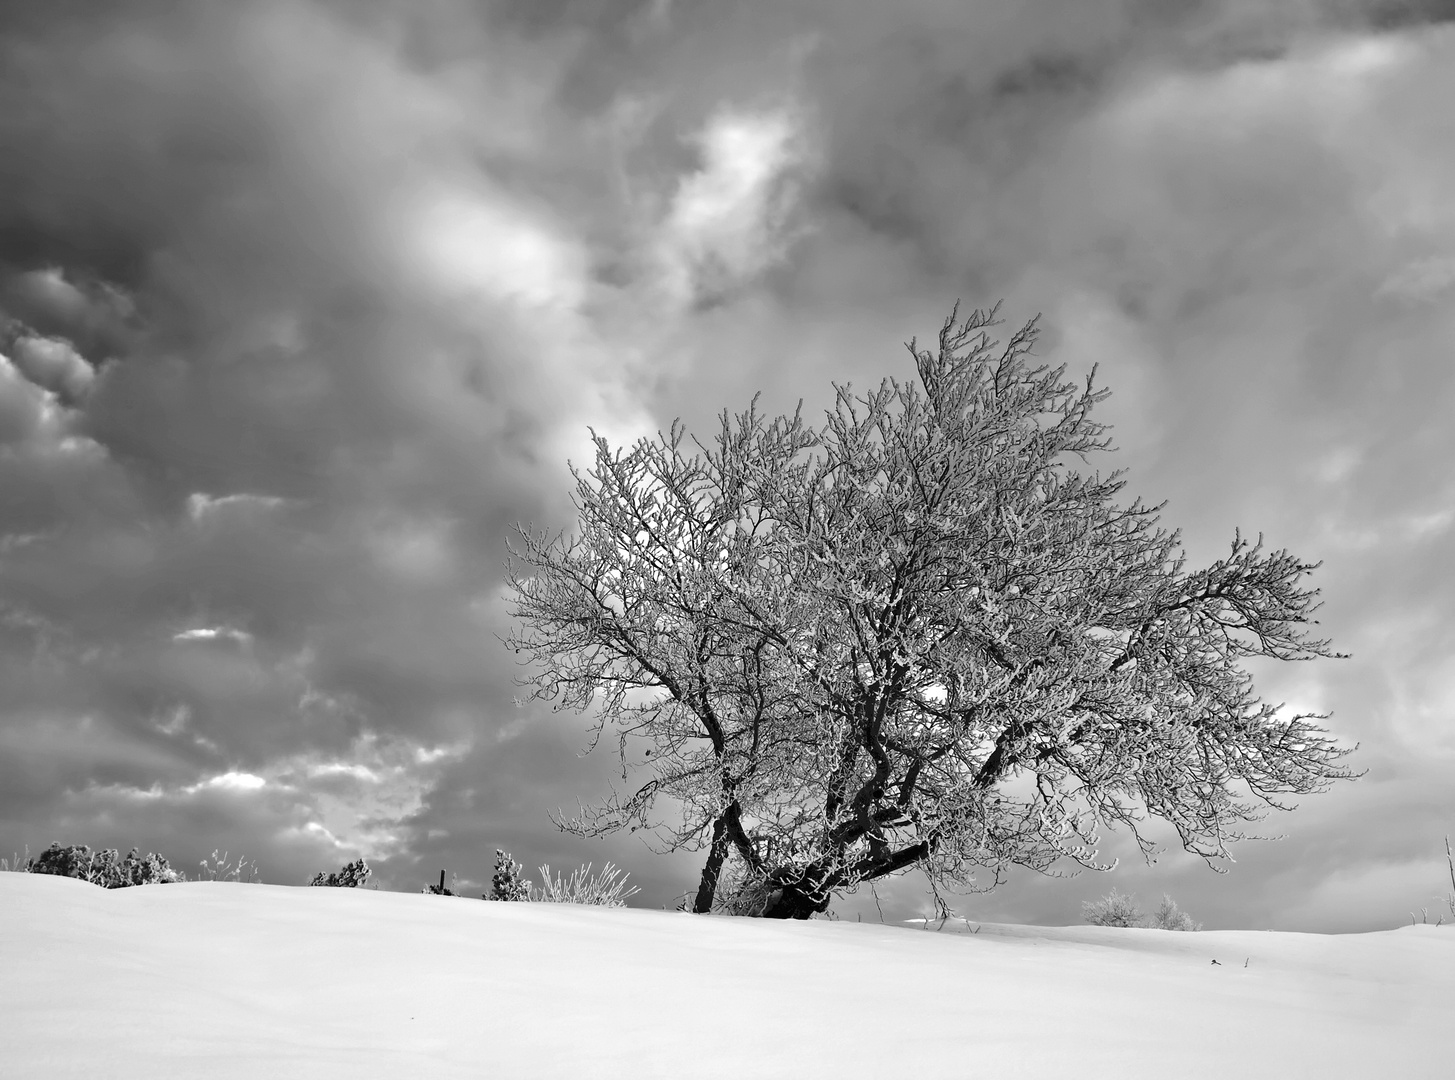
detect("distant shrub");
top-left (197, 849), bottom-right (261, 883)
top-left (27, 843), bottom-right (184, 888)
top-left (530, 861), bottom-right (640, 907)
top-left (1150, 894), bottom-right (1202, 931)
top-left (487, 849), bottom-right (531, 902)
top-left (1082, 889), bottom-right (1146, 928)
top-left (1084, 888), bottom-right (1200, 930)
top-left (482, 848), bottom-right (638, 906)
top-left (1, 846), bottom-right (31, 872)
top-left (1412, 835), bottom-right (1455, 925)
top-left (310, 857), bottom-right (371, 888)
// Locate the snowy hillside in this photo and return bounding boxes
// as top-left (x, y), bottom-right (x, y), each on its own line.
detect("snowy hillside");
top-left (2, 873), bottom-right (1450, 1079)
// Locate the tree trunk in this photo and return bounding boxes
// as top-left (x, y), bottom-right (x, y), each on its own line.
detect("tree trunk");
top-left (692, 814), bottom-right (731, 914)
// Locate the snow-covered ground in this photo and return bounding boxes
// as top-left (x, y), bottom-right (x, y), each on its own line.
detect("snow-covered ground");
top-left (2, 872), bottom-right (1450, 1079)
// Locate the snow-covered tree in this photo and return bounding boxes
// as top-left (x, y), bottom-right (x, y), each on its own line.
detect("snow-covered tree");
top-left (506, 305), bottom-right (1357, 919)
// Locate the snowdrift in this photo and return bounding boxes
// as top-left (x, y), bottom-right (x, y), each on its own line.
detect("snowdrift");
top-left (2, 872), bottom-right (1449, 1078)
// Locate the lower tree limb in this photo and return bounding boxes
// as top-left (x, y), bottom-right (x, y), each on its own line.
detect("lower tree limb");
top-left (759, 840), bottom-right (932, 920)
top-left (760, 868), bottom-right (834, 920)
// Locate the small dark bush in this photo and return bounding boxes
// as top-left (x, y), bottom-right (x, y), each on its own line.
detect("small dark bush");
top-left (28, 843), bottom-right (184, 888)
top-left (310, 858), bottom-right (371, 888)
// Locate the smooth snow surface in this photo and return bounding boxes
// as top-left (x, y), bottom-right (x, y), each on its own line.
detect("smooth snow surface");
top-left (2, 873), bottom-right (1450, 1079)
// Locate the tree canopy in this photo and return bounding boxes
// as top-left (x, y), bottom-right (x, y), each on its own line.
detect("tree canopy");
top-left (505, 305), bottom-right (1357, 919)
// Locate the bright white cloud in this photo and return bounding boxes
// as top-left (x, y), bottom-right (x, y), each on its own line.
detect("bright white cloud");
top-left (8, 336), bottom-right (94, 400)
top-left (0, 353), bottom-right (79, 451)
top-left (172, 627), bottom-right (254, 645)
top-left (302, 820), bottom-right (343, 845)
top-left (189, 771), bottom-right (267, 793)
top-left (307, 762), bottom-right (381, 783)
top-left (658, 106), bottom-right (808, 301)
top-left (185, 493), bottom-right (287, 521)
top-left (251, 734), bottom-right (471, 862)
top-left (414, 744), bottom-right (462, 766)
top-left (408, 185), bottom-right (587, 311)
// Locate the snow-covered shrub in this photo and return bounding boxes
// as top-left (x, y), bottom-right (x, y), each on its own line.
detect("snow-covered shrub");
top-left (1082, 889), bottom-right (1145, 928)
top-left (488, 849), bottom-right (531, 901)
top-left (1084, 889), bottom-right (1200, 930)
top-left (530, 861), bottom-right (640, 907)
top-left (1150, 894), bottom-right (1202, 931)
top-left (27, 843), bottom-right (184, 887)
top-left (310, 858), bottom-right (370, 888)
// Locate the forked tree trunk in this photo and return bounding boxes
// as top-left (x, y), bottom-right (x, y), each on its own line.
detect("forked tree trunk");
top-left (758, 841), bottom-right (930, 919)
top-left (760, 881), bottom-right (830, 920)
top-left (759, 866), bottom-right (834, 920)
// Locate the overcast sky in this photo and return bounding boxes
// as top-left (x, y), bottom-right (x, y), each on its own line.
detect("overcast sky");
top-left (2, 0), bottom-right (1453, 932)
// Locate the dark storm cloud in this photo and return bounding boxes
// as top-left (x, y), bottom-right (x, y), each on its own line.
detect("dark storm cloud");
top-left (0, 0), bottom-right (655, 881)
top-left (1352, 0), bottom-right (1455, 30)
top-left (1, 0), bottom-right (1452, 925)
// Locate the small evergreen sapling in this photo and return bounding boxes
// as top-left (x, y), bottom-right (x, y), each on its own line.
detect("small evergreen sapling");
top-left (488, 849), bottom-right (531, 901)
top-left (310, 858), bottom-right (371, 887)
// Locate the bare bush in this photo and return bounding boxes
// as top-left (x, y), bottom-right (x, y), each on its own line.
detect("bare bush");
top-left (531, 862), bottom-right (640, 907)
top-left (1082, 889), bottom-right (1145, 927)
top-left (197, 850), bottom-right (261, 883)
top-left (1150, 894), bottom-right (1202, 931)
top-left (1084, 889), bottom-right (1199, 929)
